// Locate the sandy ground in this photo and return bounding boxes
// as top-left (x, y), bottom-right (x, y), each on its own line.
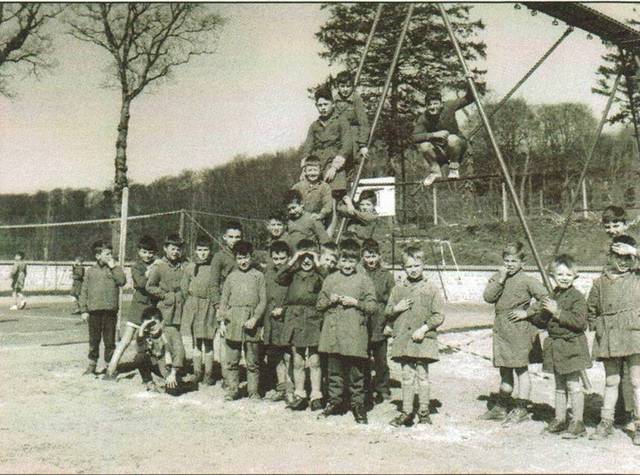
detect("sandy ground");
top-left (1, 298), bottom-right (640, 473)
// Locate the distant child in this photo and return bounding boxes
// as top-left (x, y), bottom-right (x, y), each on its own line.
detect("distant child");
top-left (9, 252), bottom-right (27, 311)
top-left (334, 190), bottom-right (379, 244)
top-left (135, 307), bottom-right (196, 396)
top-left (145, 234), bottom-right (186, 380)
top-left (291, 155), bottom-right (334, 223)
top-left (79, 241), bottom-right (126, 375)
top-left (181, 235), bottom-right (217, 384)
top-left (277, 239), bottom-right (325, 411)
top-left (480, 242), bottom-right (548, 424)
top-left (105, 235), bottom-right (158, 380)
top-left (218, 241), bottom-right (266, 400)
top-left (317, 238), bottom-right (376, 424)
top-left (385, 246), bottom-right (445, 426)
top-left (209, 221), bottom-right (243, 384)
top-left (70, 256), bottom-right (85, 315)
top-left (600, 205), bottom-right (636, 429)
top-left (256, 213), bottom-right (288, 267)
top-left (284, 189), bottom-right (330, 250)
top-left (361, 238), bottom-right (395, 404)
top-left (587, 235), bottom-right (640, 445)
top-left (300, 87), bottom-right (353, 195)
top-left (334, 70), bottom-right (370, 161)
top-left (262, 240), bottom-right (294, 402)
top-left (529, 255), bottom-right (590, 438)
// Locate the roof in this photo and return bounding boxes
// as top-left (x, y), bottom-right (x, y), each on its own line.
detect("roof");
top-left (522, 2), bottom-right (640, 53)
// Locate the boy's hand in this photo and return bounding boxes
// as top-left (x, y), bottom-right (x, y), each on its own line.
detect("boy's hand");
top-left (165, 371), bottom-right (177, 389)
top-left (497, 267), bottom-right (508, 283)
top-left (271, 307), bottom-right (283, 318)
top-left (310, 213), bottom-right (323, 221)
top-left (81, 312), bottom-right (89, 323)
top-left (332, 155), bottom-right (346, 170)
top-left (359, 147), bottom-right (369, 158)
top-left (383, 325), bottom-right (393, 337)
top-left (330, 293), bottom-right (341, 305)
top-left (411, 326), bottom-right (428, 342)
top-left (507, 309), bottom-right (528, 323)
top-left (340, 296), bottom-right (358, 307)
top-left (219, 321), bottom-right (226, 338)
top-left (542, 298), bottom-right (559, 317)
top-left (612, 242), bottom-right (637, 257)
top-left (432, 130), bottom-right (450, 140)
top-left (244, 317), bottom-right (258, 330)
top-left (324, 166), bottom-right (337, 183)
top-left (394, 298), bottom-right (413, 314)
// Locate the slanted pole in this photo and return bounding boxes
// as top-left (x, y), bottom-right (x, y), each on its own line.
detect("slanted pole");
top-left (354, 4), bottom-right (383, 87)
top-left (438, 4), bottom-right (551, 291)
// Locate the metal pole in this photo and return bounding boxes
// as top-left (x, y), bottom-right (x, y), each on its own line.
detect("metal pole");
top-left (354, 3), bottom-right (383, 87)
top-left (335, 3), bottom-right (415, 243)
top-left (553, 72), bottom-right (622, 255)
top-left (501, 182), bottom-right (508, 222)
top-left (468, 27), bottom-right (573, 141)
top-left (179, 209), bottom-right (185, 239)
top-left (433, 185), bottom-right (438, 225)
top-left (116, 186), bottom-right (129, 341)
top-left (438, 3), bottom-right (552, 291)
top-left (581, 179), bottom-right (588, 219)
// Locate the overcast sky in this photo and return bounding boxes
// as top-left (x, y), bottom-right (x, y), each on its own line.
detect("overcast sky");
top-left (1, 2), bottom-right (637, 194)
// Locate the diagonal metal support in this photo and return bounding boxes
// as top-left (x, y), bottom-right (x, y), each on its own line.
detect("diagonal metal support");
top-left (335, 3), bottom-right (415, 243)
top-left (468, 27), bottom-right (573, 141)
top-left (438, 3), bottom-right (552, 291)
top-left (553, 71), bottom-right (622, 255)
top-left (354, 3), bottom-right (383, 87)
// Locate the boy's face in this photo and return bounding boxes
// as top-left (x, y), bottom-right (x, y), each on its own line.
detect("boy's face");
top-left (146, 317), bottom-right (164, 338)
top-left (551, 264), bottom-right (577, 289)
top-left (96, 248), bottom-right (113, 265)
top-left (271, 251), bottom-right (289, 267)
top-left (300, 253), bottom-right (315, 271)
top-left (337, 82), bottom-right (353, 99)
top-left (164, 244), bottom-right (181, 262)
top-left (316, 97), bottom-right (334, 119)
top-left (235, 253), bottom-right (252, 271)
top-left (195, 245), bottom-right (211, 262)
top-left (610, 252), bottom-right (635, 273)
top-left (320, 251), bottom-right (337, 271)
top-left (403, 256), bottom-right (424, 280)
top-left (138, 248), bottom-right (155, 263)
top-left (358, 198), bottom-right (375, 213)
top-left (362, 250), bottom-right (381, 270)
top-left (223, 229), bottom-right (242, 250)
top-left (603, 220), bottom-right (628, 237)
top-left (338, 255), bottom-right (358, 275)
top-left (266, 219), bottom-right (285, 238)
top-left (503, 254), bottom-right (524, 275)
top-left (426, 98), bottom-right (443, 116)
top-left (14, 254), bottom-right (22, 261)
top-left (287, 201), bottom-right (304, 219)
top-left (304, 164), bottom-right (321, 183)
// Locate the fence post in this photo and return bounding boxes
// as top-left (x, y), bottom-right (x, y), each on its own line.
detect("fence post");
top-left (501, 182), bottom-right (508, 222)
top-left (179, 209), bottom-right (185, 239)
top-left (581, 179), bottom-right (588, 219)
top-left (433, 185), bottom-right (438, 225)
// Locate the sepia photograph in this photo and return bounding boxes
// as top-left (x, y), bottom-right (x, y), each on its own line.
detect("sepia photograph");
top-left (2, 1), bottom-right (640, 472)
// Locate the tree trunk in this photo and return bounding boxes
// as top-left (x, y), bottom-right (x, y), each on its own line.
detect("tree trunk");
top-left (111, 95), bottom-right (132, 251)
top-left (519, 149), bottom-right (531, 213)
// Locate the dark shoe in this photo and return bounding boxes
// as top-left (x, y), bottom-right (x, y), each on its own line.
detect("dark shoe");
top-left (102, 373), bottom-right (117, 382)
top-left (544, 418), bottom-right (568, 434)
top-left (269, 391), bottom-right (286, 402)
top-left (319, 402), bottom-right (342, 418)
top-left (224, 391), bottom-right (240, 402)
top-left (192, 370), bottom-right (203, 384)
top-left (479, 405), bottom-right (507, 421)
top-left (417, 410), bottom-right (432, 425)
top-left (288, 395), bottom-right (308, 411)
top-left (590, 418), bottom-right (614, 440)
top-left (562, 420), bottom-right (586, 439)
top-left (203, 373), bottom-right (216, 386)
top-left (390, 412), bottom-right (414, 427)
top-left (503, 407), bottom-right (530, 426)
top-left (248, 392), bottom-right (262, 401)
top-left (352, 405), bottom-right (368, 424)
top-left (310, 398), bottom-right (324, 411)
top-left (633, 426), bottom-right (640, 446)
top-left (83, 364), bottom-right (97, 376)
top-left (373, 392), bottom-right (385, 405)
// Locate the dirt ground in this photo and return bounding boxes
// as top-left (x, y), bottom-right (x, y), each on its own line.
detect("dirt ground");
top-left (1, 296), bottom-right (639, 474)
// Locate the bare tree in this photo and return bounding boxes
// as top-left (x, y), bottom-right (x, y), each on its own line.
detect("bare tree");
top-left (66, 3), bottom-right (225, 226)
top-left (0, 3), bottom-right (62, 97)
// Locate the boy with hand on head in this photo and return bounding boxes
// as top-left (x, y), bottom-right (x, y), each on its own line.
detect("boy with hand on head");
top-left (71, 256), bottom-right (84, 315)
top-left (361, 238), bottom-right (395, 405)
top-left (105, 235), bottom-right (159, 380)
top-left (334, 190), bottom-right (380, 244)
top-left (276, 239), bottom-right (325, 411)
top-left (181, 235), bottom-right (217, 385)
top-left (588, 235), bottom-right (640, 445)
top-left (480, 242), bottom-right (548, 424)
top-left (145, 234), bottom-right (187, 381)
top-left (218, 241), bottom-right (266, 401)
top-left (79, 241), bottom-right (127, 375)
top-left (529, 254), bottom-right (591, 438)
top-left (291, 155), bottom-right (334, 223)
top-left (386, 246), bottom-right (445, 427)
top-left (9, 251), bottom-right (27, 311)
top-left (284, 189), bottom-right (330, 251)
top-left (317, 238), bottom-right (377, 424)
top-left (413, 84), bottom-right (474, 185)
top-left (262, 240), bottom-right (294, 402)
top-left (334, 70), bottom-right (370, 161)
